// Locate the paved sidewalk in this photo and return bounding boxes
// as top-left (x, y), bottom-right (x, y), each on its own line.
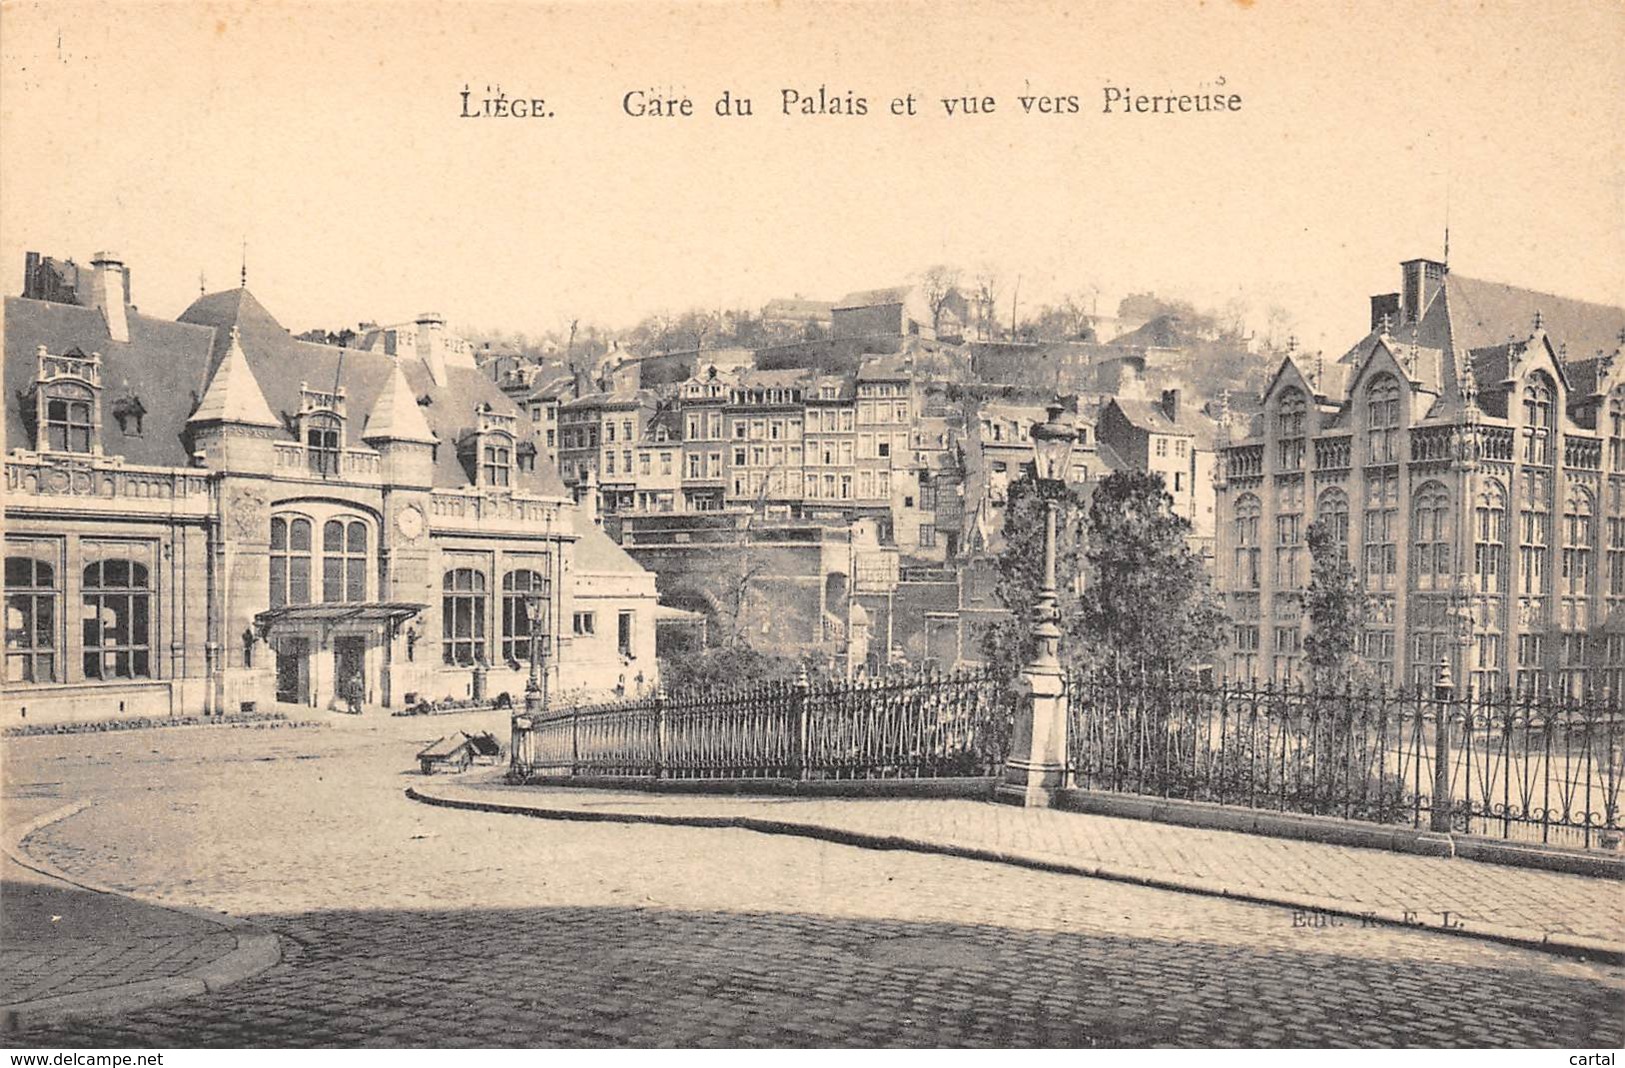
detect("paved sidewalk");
top-left (412, 775), bottom-right (1625, 958)
top-left (1, 798), bottom-right (278, 1030)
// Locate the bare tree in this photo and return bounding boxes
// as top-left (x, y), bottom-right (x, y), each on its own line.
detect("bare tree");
top-left (917, 264), bottom-right (962, 336)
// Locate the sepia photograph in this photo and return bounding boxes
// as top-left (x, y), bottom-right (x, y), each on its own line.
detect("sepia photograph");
top-left (1, 0), bottom-right (1622, 1054)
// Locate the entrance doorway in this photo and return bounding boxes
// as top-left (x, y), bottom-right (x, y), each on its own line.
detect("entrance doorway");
top-left (334, 636), bottom-right (367, 711)
top-left (275, 638), bottom-right (310, 705)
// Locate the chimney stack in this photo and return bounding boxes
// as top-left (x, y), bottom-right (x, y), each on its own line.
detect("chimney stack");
top-left (578, 466), bottom-right (600, 526)
top-left (1370, 293), bottom-right (1400, 333)
top-left (1161, 388), bottom-right (1181, 424)
top-left (88, 251), bottom-right (129, 343)
top-left (1400, 258), bottom-right (1447, 326)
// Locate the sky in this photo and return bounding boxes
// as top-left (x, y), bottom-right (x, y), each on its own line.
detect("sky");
top-left (2, 0), bottom-right (1621, 356)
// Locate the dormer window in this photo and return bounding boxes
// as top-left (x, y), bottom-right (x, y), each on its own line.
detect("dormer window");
top-left (32, 346), bottom-right (102, 455)
top-left (296, 382), bottom-right (347, 478)
top-left (462, 403), bottom-right (518, 490)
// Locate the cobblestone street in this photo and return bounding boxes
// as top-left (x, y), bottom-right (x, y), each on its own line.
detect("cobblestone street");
top-left (5, 714), bottom-right (1622, 1047)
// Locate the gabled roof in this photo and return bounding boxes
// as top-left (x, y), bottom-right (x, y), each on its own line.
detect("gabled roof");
top-left (178, 287), bottom-right (566, 496)
top-left (189, 326), bottom-right (278, 427)
top-left (1109, 397), bottom-right (1196, 436)
top-left (5, 295), bottom-right (218, 466)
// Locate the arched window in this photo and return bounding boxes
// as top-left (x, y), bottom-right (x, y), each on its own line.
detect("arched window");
top-left (270, 516), bottom-right (313, 607)
top-left (322, 519), bottom-right (369, 603)
top-left (5, 544), bottom-right (58, 682)
top-left (1521, 373), bottom-right (1555, 465)
top-left (1366, 375), bottom-right (1401, 464)
top-left (83, 557), bottom-right (151, 680)
top-left (1233, 494), bottom-right (1261, 590)
top-left (1561, 486), bottom-right (1594, 598)
top-left (442, 568), bottom-right (487, 666)
top-left (1315, 488), bottom-right (1350, 556)
top-left (1411, 482), bottom-right (1452, 591)
top-left (1275, 387), bottom-right (1306, 471)
top-left (1474, 481), bottom-right (1507, 594)
top-left (501, 568), bottom-right (551, 665)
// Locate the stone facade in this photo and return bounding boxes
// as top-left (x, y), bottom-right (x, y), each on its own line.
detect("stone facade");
top-left (1214, 259), bottom-right (1625, 698)
top-left (3, 255), bottom-right (659, 727)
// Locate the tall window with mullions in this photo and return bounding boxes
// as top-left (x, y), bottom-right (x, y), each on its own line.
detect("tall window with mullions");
top-left (82, 557), bottom-right (152, 680)
top-left (5, 546), bottom-right (59, 683)
top-left (322, 519), bottom-right (369, 603)
top-left (501, 568), bottom-right (551, 666)
top-left (270, 517), bottom-right (313, 608)
top-left (442, 568), bottom-right (487, 666)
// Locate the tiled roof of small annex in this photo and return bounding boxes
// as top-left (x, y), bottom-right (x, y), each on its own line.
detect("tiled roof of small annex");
top-left (571, 509), bottom-right (649, 575)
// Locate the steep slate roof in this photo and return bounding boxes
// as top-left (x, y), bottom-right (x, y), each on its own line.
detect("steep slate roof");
top-left (5, 295), bottom-right (217, 466)
top-left (1443, 274), bottom-right (1625, 359)
top-left (177, 287), bottom-right (567, 496)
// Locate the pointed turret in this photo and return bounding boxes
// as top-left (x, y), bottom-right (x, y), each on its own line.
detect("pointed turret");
top-left (190, 327), bottom-right (277, 427)
top-left (362, 362), bottom-right (436, 445)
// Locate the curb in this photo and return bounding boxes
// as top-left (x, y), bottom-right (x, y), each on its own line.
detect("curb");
top-left (1056, 789), bottom-right (1625, 880)
top-left (407, 782), bottom-right (1625, 966)
top-left (1, 801), bottom-right (282, 1032)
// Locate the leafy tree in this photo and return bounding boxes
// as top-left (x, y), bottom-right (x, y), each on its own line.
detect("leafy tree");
top-left (1076, 470), bottom-right (1227, 675)
top-left (1303, 519), bottom-right (1369, 686)
top-left (979, 472), bottom-right (1089, 685)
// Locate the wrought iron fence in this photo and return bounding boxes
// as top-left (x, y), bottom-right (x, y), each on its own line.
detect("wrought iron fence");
top-left (510, 667), bottom-right (1013, 783)
top-left (1067, 670), bottom-right (1624, 849)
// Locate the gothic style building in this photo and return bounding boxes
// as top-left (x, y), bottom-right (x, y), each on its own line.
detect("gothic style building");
top-left (1215, 259), bottom-right (1625, 698)
top-left (4, 252), bottom-right (659, 727)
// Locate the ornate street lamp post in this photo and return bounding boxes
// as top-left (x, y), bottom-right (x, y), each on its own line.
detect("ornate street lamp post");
top-left (998, 399), bottom-right (1080, 808)
top-left (1429, 574), bottom-right (1474, 833)
top-left (524, 587), bottom-right (550, 716)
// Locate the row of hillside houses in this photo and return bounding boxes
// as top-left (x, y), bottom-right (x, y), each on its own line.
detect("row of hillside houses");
top-left (4, 251), bottom-right (663, 728)
top-left (1215, 258), bottom-right (1625, 699)
top-left (512, 341), bottom-right (1221, 567)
